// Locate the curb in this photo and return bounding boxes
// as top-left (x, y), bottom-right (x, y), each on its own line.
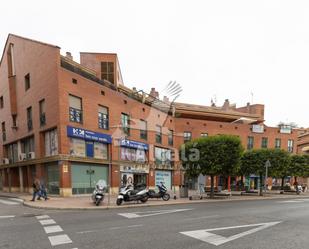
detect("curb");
top-left (21, 194), bottom-right (309, 211)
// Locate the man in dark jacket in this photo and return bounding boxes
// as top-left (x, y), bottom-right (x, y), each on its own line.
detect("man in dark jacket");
top-left (31, 178), bottom-right (40, 201)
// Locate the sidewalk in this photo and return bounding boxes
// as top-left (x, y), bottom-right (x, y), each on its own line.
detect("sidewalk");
top-left (1, 191), bottom-right (308, 210)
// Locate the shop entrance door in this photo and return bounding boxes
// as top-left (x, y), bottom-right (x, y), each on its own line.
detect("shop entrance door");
top-left (134, 174), bottom-right (147, 187)
top-left (71, 163), bottom-right (108, 194)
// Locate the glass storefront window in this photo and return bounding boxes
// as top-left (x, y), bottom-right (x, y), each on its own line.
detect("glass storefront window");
top-left (155, 147), bottom-right (171, 165)
top-left (121, 147), bottom-right (146, 162)
top-left (45, 129), bottom-right (58, 156)
top-left (69, 138), bottom-right (86, 157)
top-left (94, 142), bottom-right (108, 159)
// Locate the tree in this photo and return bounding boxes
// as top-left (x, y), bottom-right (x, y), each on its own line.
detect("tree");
top-left (240, 149), bottom-right (290, 195)
top-left (290, 154), bottom-right (309, 183)
top-left (267, 150), bottom-right (291, 190)
top-left (181, 135), bottom-right (243, 198)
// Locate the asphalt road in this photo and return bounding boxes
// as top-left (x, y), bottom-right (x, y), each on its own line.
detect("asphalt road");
top-left (1, 196), bottom-right (309, 249)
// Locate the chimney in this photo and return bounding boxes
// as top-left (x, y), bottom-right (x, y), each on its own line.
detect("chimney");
top-left (66, 52), bottom-right (73, 60)
top-left (163, 96), bottom-right (170, 103)
top-left (222, 99), bottom-right (230, 110)
top-left (150, 87), bottom-right (159, 99)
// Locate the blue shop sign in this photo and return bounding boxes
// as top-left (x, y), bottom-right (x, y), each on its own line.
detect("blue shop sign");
top-left (120, 139), bottom-right (149, 150)
top-left (67, 126), bottom-right (112, 144)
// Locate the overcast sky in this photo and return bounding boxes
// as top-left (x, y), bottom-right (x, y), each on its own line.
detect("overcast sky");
top-left (1, 0), bottom-right (308, 127)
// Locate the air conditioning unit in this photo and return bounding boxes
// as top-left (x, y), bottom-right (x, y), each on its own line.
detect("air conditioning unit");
top-left (19, 153), bottom-right (27, 161)
top-left (2, 158), bottom-right (9, 164)
top-left (28, 152), bottom-right (35, 159)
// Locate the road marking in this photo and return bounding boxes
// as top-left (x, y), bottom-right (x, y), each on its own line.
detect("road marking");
top-left (76, 230), bottom-right (95, 234)
top-left (48, 234), bottom-right (72, 246)
top-left (278, 199), bottom-right (309, 203)
top-left (183, 215), bottom-right (219, 221)
top-left (0, 199), bottom-right (20, 205)
top-left (44, 225), bottom-right (64, 234)
top-left (0, 215), bottom-right (15, 219)
top-left (180, 221), bottom-right (281, 246)
top-left (39, 219), bottom-right (56, 225)
top-left (118, 208), bottom-right (192, 219)
top-left (110, 224), bottom-right (143, 230)
top-left (36, 215), bottom-right (50, 220)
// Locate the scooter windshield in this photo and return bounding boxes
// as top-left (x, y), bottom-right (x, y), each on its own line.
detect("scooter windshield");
top-left (96, 179), bottom-right (107, 190)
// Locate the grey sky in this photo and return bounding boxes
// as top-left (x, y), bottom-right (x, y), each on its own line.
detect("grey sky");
top-left (1, 0), bottom-right (308, 127)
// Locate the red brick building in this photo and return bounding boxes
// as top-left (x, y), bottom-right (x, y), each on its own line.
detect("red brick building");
top-left (0, 34), bottom-right (299, 196)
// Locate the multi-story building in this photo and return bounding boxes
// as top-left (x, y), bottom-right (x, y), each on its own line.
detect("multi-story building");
top-left (0, 34), bottom-right (299, 196)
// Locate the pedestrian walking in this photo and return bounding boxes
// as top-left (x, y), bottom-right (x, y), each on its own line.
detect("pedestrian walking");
top-left (31, 178), bottom-right (40, 201)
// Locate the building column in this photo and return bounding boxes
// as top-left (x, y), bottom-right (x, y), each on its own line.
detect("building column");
top-left (19, 167), bottom-right (24, 192)
top-left (7, 168), bottom-right (12, 193)
top-left (59, 161), bottom-right (72, 197)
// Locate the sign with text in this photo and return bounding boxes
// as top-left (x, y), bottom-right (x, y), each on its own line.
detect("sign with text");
top-left (67, 126), bottom-right (112, 144)
top-left (120, 139), bottom-right (149, 150)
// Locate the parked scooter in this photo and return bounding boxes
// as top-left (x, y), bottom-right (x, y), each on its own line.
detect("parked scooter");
top-left (296, 185), bottom-right (303, 195)
top-left (116, 183), bottom-right (148, 206)
top-left (148, 183), bottom-right (170, 201)
top-left (92, 179), bottom-right (107, 206)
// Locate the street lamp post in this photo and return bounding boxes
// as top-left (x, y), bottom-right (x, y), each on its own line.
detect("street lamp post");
top-left (265, 160), bottom-right (271, 193)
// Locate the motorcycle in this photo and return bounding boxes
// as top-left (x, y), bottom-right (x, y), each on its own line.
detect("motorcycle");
top-left (116, 183), bottom-right (149, 206)
top-left (148, 183), bottom-right (170, 201)
top-left (92, 179), bottom-right (107, 206)
top-left (296, 185), bottom-right (303, 195)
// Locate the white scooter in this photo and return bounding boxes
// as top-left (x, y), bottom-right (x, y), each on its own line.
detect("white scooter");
top-left (116, 184), bottom-right (148, 206)
top-left (92, 179), bottom-right (107, 206)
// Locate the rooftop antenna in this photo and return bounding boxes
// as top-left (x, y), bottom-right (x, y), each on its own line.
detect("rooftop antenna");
top-left (250, 91), bottom-right (254, 104)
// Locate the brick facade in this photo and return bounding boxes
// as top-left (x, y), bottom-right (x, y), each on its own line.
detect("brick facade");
top-left (0, 34), bottom-right (302, 196)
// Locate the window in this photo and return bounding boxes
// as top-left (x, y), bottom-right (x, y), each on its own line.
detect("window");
top-left (39, 99), bottom-right (46, 126)
top-left (69, 138), bottom-right (86, 157)
top-left (72, 78), bottom-right (77, 84)
top-left (27, 106), bottom-right (32, 131)
top-left (201, 133), bottom-right (208, 137)
top-left (121, 113), bottom-right (130, 135)
top-left (0, 96), bottom-right (3, 108)
top-left (183, 132), bottom-right (192, 143)
top-left (275, 138), bottom-right (281, 149)
top-left (45, 129), bottom-right (58, 156)
top-left (261, 137), bottom-right (268, 148)
top-left (140, 120), bottom-right (147, 140)
top-left (1, 122), bottom-right (6, 142)
top-left (6, 143), bottom-right (18, 163)
top-left (287, 139), bottom-right (294, 153)
top-left (121, 147), bottom-right (146, 162)
top-left (69, 95), bottom-right (83, 123)
top-left (156, 125), bottom-right (162, 144)
top-left (25, 73), bottom-right (30, 91)
top-left (155, 147), bottom-right (172, 166)
top-left (21, 136), bottom-right (35, 157)
top-left (247, 136), bottom-right (254, 150)
top-left (12, 115), bottom-right (17, 128)
top-left (168, 129), bottom-right (173, 146)
top-left (101, 62), bottom-right (114, 84)
top-left (98, 105), bottom-right (109, 129)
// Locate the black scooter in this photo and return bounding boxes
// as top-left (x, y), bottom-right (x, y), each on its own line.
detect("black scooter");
top-left (148, 183), bottom-right (170, 201)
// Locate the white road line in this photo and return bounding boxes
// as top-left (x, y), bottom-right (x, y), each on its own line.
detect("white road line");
top-left (36, 215), bottom-right (50, 220)
top-left (183, 215), bottom-right (220, 221)
top-left (118, 208), bottom-right (192, 219)
top-left (110, 224), bottom-right (144, 230)
top-left (48, 234), bottom-right (72, 246)
top-left (0, 215), bottom-right (15, 219)
top-left (0, 199), bottom-right (20, 205)
top-left (44, 225), bottom-right (63, 234)
top-left (39, 219), bottom-right (56, 226)
top-left (76, 230), bottom-right (95, 234)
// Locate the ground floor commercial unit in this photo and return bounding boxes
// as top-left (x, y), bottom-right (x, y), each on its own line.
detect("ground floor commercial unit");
top-left (0, 158), bottom-right (181, 196)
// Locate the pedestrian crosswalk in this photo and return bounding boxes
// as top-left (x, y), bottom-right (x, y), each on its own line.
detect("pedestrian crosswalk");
top-left (0, 198), bottom-right (21, 205)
